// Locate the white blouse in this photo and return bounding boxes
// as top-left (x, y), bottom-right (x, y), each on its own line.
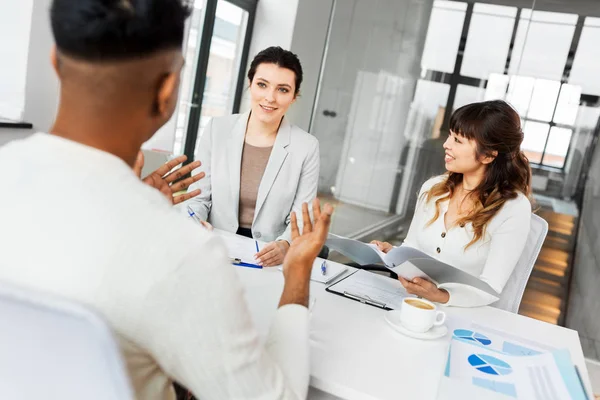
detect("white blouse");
top-left (404, 176), bottom-right (532, 307)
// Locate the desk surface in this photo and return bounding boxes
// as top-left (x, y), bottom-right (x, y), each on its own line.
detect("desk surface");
top-left (218, 231), bottom-right (592, 400)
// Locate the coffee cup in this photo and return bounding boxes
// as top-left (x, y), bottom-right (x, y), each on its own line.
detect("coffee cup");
top-left (399, 297), bottom-right (446, 333)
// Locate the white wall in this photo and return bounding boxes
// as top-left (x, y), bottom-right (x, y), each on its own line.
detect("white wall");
top-left (249, 0), bottom-right (299, 56)
top-left (286, 0), bottom-right (333, 131)
top-left (0, 0), bottom-right (56, 147)
top-left (23, 0), bottom-right (60, 133)
top-left (0, 0), bottom-right (33, 121)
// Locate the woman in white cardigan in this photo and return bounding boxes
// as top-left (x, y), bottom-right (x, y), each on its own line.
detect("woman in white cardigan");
top-left (187, 47), bottom-right (319, 267)
top-left (373, 100), bottom-right (533, 307)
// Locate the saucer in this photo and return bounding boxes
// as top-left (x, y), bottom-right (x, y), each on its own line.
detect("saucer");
top-left (384, 310), bottom-right (448, 340)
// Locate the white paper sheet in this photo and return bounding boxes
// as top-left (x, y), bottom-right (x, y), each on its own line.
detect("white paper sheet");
top-left (446, 322), bottom-right (586, 399)
top-left (216, 231), bottom-right (260, 265)
top-left (327, 270), bottom-right (408, 310)
top-left (447, 338), bottom-right (573, 399)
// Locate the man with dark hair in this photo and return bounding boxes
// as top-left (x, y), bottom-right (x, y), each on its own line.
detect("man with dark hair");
top-left (0, 1), bottom-right (332, 399)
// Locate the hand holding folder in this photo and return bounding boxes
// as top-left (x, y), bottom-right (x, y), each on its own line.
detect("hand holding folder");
top-left (326, 233), bottom-right (499, 297)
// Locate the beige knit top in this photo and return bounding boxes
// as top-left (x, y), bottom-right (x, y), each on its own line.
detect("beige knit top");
top-left (238, 142), bottom-right (273, 228)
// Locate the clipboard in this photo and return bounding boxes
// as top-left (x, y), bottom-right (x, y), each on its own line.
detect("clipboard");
top-left (325, 269), bottom-right (408, 310)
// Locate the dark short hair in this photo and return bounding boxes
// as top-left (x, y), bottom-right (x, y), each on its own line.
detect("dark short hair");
top-left (51, 0), bottom-right (192, 61)
top-left (247, 47), bottom-right (303, 95)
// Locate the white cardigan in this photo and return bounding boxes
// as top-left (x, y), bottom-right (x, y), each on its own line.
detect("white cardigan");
top-left (186, 112), bottom-right (320, 243)
top-left (404, 176), bottom-right (532, 307)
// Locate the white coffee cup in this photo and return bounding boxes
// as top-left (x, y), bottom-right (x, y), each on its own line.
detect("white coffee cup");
top-left (399, 297), bottom-right (446, 333)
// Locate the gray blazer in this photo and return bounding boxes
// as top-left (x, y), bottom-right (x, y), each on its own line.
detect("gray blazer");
top-left (186, 112), bottom-right (320, 243)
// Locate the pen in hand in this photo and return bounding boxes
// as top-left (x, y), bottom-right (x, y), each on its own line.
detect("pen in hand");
top-left (187, 206), bottom-right (202, 224)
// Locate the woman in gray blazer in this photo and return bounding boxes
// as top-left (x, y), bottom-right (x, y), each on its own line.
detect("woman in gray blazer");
top-left (187, 47), bottom-right (320, 267)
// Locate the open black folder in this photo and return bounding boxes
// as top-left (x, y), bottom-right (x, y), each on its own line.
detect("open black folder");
top-left (326, 233), bottom-right (499, 297)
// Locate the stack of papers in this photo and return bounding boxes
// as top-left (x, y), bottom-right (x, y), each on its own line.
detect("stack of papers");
top-left (326, 269), bottom-right (408, 310)
top-left (310, 259), bottom-right (347, 284)
top-left (445, 323), bottom-right (589, 399)
top-left (220, 233), bottom-right (260, 265)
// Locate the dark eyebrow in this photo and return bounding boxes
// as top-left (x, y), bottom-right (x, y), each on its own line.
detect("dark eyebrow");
top-left (256, 77), bottom-right (292, 89)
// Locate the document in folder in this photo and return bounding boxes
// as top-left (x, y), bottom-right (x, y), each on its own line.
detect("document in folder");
top-left (218, 232), bottom-right (261, 265)
top-left (326, 269), bottom-right (408, 310)
top-left (326, 233), bottom-right (499, 297)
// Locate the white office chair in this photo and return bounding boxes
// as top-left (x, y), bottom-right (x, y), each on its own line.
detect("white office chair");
top-left (492, 214), bottom-right (548, 314)
top-left (0, 282), bottom-right (134, 400)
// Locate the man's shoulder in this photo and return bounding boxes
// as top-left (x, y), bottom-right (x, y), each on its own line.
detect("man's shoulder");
top-left (0, 133), bottom-right (40, 158)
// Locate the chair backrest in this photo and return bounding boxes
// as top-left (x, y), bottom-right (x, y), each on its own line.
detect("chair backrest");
top-left (492, 214), bottom-right (548, 313)
top-left (0, 282), bottom-right (133, 400)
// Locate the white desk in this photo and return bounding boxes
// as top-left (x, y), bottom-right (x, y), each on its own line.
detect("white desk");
top-left (220, 231), bottom-right (592, 400)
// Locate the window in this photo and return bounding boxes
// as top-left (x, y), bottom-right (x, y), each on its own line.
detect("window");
top-left (417, 3), bottom-right (597, 170)
top-left (521, 121), bottom-right (549, 164)
top-left (568, 17), bottom-right (600, 96)
top-left (508, 9), bottom-right (577, 81)
top-left (420, 1), bottom-right (467, 74)
top-left (193, 0), bottom-right (249, 157)
top-left (503, 78), bottom-right (580, 168)
top-left (144, 0), bottom-right (257, 158)
top-left (460, 4), bottom-right (516, 80)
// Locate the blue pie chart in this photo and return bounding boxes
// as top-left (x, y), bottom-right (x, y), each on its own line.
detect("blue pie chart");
top-left (453, 329), bottom-right (492, 346)
top-left (468, 354), bottom-right (513, 376)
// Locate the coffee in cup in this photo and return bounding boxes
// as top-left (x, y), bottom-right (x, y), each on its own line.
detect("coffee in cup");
top-left (399, 297), bottom-right (445, 333)
top-left (404, 298), bottom-right (435, 310)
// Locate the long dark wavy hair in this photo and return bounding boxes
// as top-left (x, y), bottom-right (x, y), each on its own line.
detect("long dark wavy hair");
top-left (424, 100), bottom-right (532, 248)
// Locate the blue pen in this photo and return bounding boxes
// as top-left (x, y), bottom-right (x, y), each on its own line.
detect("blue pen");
top-left (187, 205), bottom-right (202, 224)
top-left (321, 260), bottom-right (327, 276)
top-left (234, 261), bottom-right (263, 269)
top-left (254, 240), bottom-right (262, 266)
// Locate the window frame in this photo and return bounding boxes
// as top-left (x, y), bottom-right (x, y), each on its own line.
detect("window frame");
top-left (423, 5), bottom-right (596, 171)
top-left (182, 0), bottom-right (258, 162)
